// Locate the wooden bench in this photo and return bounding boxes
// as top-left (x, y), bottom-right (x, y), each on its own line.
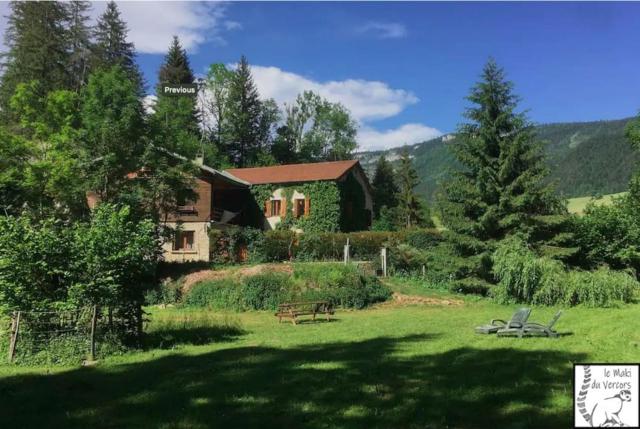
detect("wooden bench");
top-left (275, 301), bottom-right (334, 325)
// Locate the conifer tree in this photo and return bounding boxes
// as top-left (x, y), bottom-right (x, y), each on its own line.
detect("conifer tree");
top-left (150, 36), bottom-right (200, 157)
top-left (226, 56), bottom-right (266, 167)
top-left (372, 154), bottom-right (399, 217)
top-left (65, 0), bottom-right (93, 92)
top-left (92, 1), bottom-right (143, 92)
top-left (440, 59), bottom-right (569, 283)
top-left (0, 1), bottom-right (70, 115)
top-left (396, 148), bottom-right (423, 228)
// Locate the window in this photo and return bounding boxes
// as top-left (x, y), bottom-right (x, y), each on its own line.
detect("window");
top-left (173, 230), bottom-right (195, 251)
top-left (295, 199), bottom-right (305, 218)
top-left (270, 199), bottom-right (282, 217)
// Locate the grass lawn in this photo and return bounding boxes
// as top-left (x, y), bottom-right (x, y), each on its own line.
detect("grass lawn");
top-left (1, 279), bottom-right (639, 429)
top-left (566, 192), bottom-right (627, 215)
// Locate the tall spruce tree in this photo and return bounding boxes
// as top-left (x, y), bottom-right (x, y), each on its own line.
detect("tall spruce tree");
top-left (226, 55), bottom-right (266, 167)
top-left (440, 59), bottom-right (569, 284)
top-left (0, 1), bottom-right (70, 116)
top-left (65, 0), bottom-right (93, 92)
top-left (396, 148), bottom-right (423, 228)
top-left (372, 154), bottom-right (399, 217)
top-left (150, 36), bottom-right (200, 157)
top-left (92, 1), bottom-right (143, 93)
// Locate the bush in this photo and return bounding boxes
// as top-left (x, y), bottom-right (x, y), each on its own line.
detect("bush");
top-left (185, 278), bottom-right (241, 309)
top-left (493, 236), bottom-right (639, 307)
top-left (448, 278), bottom-right (492, 296)
top-left (144, 280), bottom-right (182, 305)
top-left (185, 263), bottom-right (391, 311)
top-left (209, 227), bottom-right (264, 264)
top-left (543, 268), bottom-right (637, 308)
top-left (256, 230), bottom-right (296, 262)
top-left (573, 199), bottom-right (640, 274)
top-left (492, 236), bottom-right (565, 304)
top-left (292, 263), bottom-right (391, 309)
top-left (239, 273), bottom-right (291, 310)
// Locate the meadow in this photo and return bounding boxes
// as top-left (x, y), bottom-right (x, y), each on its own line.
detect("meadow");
top-left (566, 192), bottom-right (627, 215)
top-left (1, 278), bottom-right (638, 429)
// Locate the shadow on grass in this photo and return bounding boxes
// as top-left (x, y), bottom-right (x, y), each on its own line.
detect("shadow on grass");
top-left (0, 333), bottom-right (584, 429)
top-left (144, 324), bottom-right (245, 349)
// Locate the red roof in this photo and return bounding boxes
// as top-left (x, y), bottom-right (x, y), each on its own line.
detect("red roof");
top-left (225, 160), bottom-right (360, 185)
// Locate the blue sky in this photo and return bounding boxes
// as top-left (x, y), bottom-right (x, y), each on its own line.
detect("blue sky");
top-left (3, 1), bottom-right (638, 150)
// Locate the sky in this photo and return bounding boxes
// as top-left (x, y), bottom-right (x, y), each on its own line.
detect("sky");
top-left (2, 1), bottom-right (640, 151)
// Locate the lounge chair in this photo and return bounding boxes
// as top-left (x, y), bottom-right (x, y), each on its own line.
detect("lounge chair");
top-left (497, 311), bottom-right (562, 338)
top-left (475, 307), bottom-right (531, 334)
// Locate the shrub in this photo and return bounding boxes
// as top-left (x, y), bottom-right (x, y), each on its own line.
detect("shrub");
top-left (144, 280), bottom-right (182, 305)
top-left (185, 263), bottom-right (391, 311)
top-left (209, 227), bottom-right (264, 264)
top-left (292, 263), bottom-right (391, 309)
top-left (239, 273), bottom-right (291, 310)
top-left (185, 278), bottom-right (241, 309)
top-left (492, 237), bottom-right (565, 304)
top-left (449, 278), bottom-right (492, 296)
top-left (255, 230), bottom-right (296, 262)
top-left (0, 216), bottom-right (73, 313)
top-left (493, 236), bottom-right (639, 307)
top-left (562, 268), bottom-right (637, 307)
top-left (573, 199), bottom-right (640, 274)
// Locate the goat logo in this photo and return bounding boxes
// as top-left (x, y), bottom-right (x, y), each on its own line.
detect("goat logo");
top-left (574, 365), bottom-right (639, 428)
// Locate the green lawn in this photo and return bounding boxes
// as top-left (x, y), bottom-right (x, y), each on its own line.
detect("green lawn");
top-left (566, 192), bottom-right (627, 215)
top-left (1, 281), bottom-right (639, 429)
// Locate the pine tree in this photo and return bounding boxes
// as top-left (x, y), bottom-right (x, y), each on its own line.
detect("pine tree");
top-left (439, 59), bottom-right (569, 283)
top-left (92, 1), bottom-right (143, 92)
top-left (372, 155), bottom-right (399, 217)
top-left (0, 1), bottom-right (70, 115)
top-left (396, 148), bottom-right (423, 228)
top-left (150, 36), bottom-right (200, 157)
top-left (226, 55), bottom-right (265, 167)
top-left (158, 36), bottom-right (195, 84)
top-left (65, 0), bottom-right (92, 92)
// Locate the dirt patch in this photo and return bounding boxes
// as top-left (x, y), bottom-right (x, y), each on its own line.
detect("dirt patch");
top-left (376, 292), bottom-right (464, 308)
top-left (179, 263), bottom-right (294, 293)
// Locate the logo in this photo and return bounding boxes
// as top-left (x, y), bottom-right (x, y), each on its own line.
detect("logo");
top-left (574, 364), bottom-right (639, 428)
top-left (161, 83), bottom-right (198, 97)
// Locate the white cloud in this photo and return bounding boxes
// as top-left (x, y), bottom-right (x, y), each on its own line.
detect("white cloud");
top-left (356, 21), bottom-right (407, 39)
top-left (251, 65), bottom-right (418, 123)
top-left (359, 124), bottom-right (442, 151)
top-left (92, 1), bottom-right (240, 53)
top-left (249, 65), bottom-right (440, 150)
top-left (0, 2), bottom-right (240, 54)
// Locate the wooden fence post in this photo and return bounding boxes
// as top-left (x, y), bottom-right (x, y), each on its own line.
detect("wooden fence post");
top-left (89, 306), bottom-right (98, 362)
top-left (8, 311), bottom-right (21, 363)
top-left (381, 247), bottom-right (387, 277)
top-left (343, 238), bottom-right (350, 265)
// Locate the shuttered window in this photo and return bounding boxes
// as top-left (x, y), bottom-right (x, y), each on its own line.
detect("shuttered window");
top-left (270, 200), bottom-right (281, 217)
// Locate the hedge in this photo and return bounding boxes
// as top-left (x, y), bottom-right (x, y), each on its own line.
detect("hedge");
top-left (209, 227), bottom-right (443, 264)
top-left (185, 263), bottom-right (391, 311)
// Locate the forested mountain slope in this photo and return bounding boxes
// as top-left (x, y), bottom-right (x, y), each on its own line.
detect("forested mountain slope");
top-left (357, 117), bottom-right (639, 200)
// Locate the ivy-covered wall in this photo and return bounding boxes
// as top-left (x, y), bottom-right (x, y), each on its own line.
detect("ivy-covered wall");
top-left (246, 172), bottom-right (370, 233)
top-left (249, 181), bottom-right (340, 232)
top-left (338, 171), bottom-right (369, 232)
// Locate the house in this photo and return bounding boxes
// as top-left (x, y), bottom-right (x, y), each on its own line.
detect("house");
top-left (88, 157), bottom-right (373, 263)
top-left (226, 159), bottom-right (373, 232)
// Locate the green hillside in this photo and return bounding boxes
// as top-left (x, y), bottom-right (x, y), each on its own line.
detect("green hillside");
top-left (358, 117), bottom-right (639, 201)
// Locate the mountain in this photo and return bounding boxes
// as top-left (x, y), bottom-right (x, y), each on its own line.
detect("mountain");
top-left (357, 117), bottom-right (639, 201)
